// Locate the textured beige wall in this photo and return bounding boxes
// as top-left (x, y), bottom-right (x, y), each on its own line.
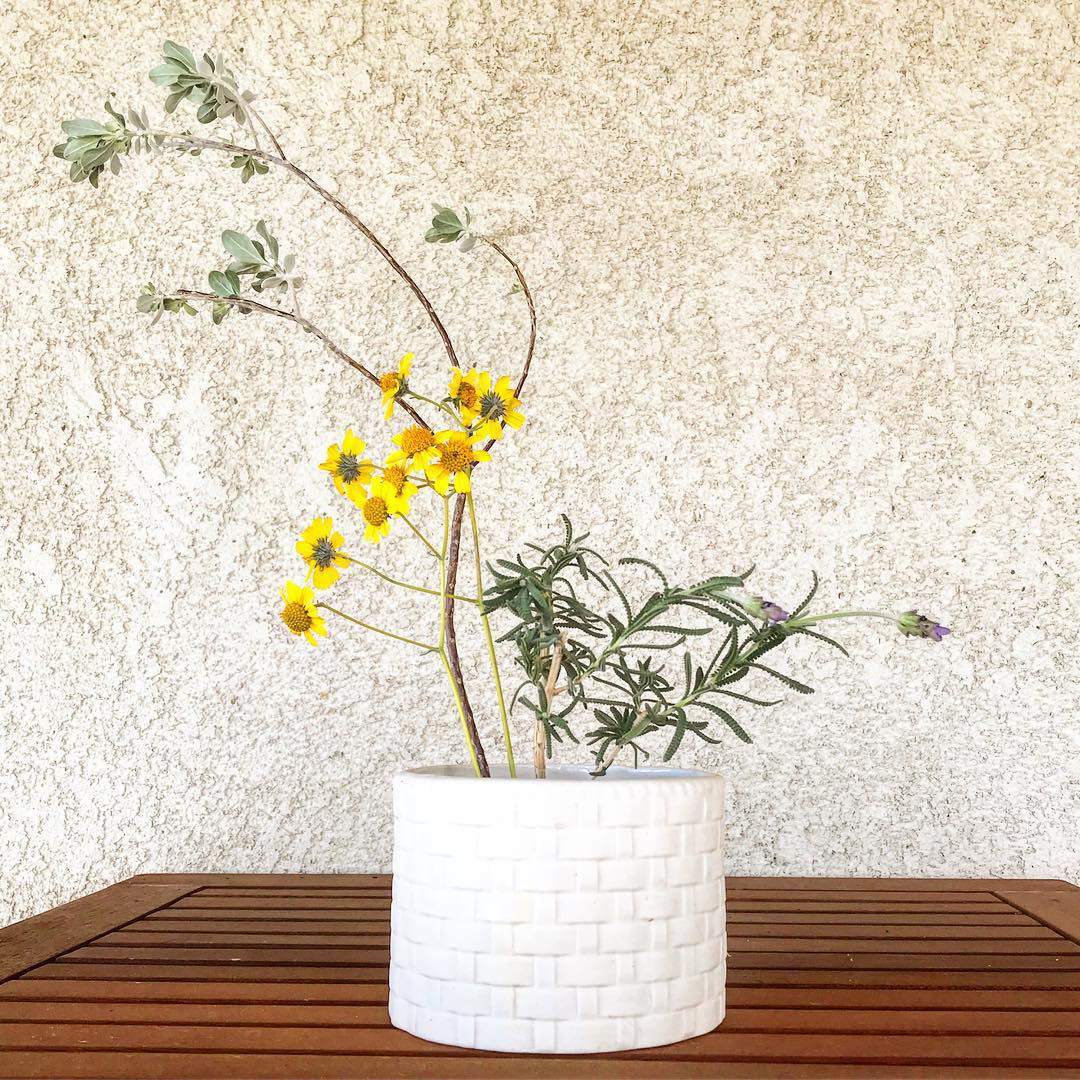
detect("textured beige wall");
top-left (2, 0), bottom-right (1078, 924)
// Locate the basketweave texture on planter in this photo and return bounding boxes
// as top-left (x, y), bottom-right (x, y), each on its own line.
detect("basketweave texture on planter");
top-left (388, 765), bottom-right (726, 1054)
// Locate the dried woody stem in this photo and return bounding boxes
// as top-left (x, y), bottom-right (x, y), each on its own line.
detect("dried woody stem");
top-left (160, 134), bottom-right (538, 777)
top-left (537, 632), bottom-right (568, 779)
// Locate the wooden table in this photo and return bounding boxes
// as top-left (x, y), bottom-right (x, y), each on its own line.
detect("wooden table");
top-left (0, 875), bottom-right (1078, 1077)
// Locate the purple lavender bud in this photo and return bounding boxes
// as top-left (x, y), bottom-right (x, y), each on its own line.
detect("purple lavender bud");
top-left (898, 610), bottom-right (950, 641)
top-left (748, 596), bottom-right (790, 623)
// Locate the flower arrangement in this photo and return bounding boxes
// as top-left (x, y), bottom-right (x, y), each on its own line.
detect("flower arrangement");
top-left (56, 42), bottom-right (951, 780)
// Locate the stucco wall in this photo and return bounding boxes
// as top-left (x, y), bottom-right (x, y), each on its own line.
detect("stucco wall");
top-left (2, 0), bottom-right (1078, 925)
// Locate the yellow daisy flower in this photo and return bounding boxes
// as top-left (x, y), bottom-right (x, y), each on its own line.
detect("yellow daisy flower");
top-left (388, 424), bottom-right (438, 469)
top-left (349, 476), bottom-right (409, 543)
top-left (448, 366), bottom-right (481, 424)
top-left (473, 373), bottom-right (525, 441)
top-left (279, 581), bottom-right (327, 646)
top-left (319, 429), bottom-right (374, 495)
top-left (296, 516), bottom-right (350, 589)
top-left (379, 352), bottom-right (412, 421)
top-left (425, 430), bottom-right (492, 495)
top-left (381, 459), bottom-right (420, 515)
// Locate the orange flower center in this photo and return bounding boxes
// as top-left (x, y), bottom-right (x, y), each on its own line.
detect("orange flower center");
top-left (400, 426), bottom-right (434, 455)
top-left (380, 372), bottom-right (401, 394)
top-left (457, 382), bottom-right (478, 409)
top-left (438, 439), bottom-right (474, 473)
top-left (384, 466), bottom-right (407, 494)
top-left (281, 602), bottom-right (313, 633)
top-left (363, 496), bottom-right (388, 527)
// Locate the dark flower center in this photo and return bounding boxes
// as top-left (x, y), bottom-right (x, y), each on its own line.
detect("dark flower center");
top-left (337, 454), bottom-right (364, 484)
top-left (480, 391), bottom-right (505, 419)
top-left (311, 537), bottom-right (338, 568)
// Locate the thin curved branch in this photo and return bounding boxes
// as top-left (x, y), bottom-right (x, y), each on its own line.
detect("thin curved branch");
top-left (482, 238), bottom-right (536, 401)
top-left (155, 133), bottom-right (461, 370)
top-left (172, 290), bottom-right (430, 429)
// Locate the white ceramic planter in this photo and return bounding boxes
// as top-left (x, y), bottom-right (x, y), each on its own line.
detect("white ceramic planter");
top-left (389, 764), bottom-right (726, 1054)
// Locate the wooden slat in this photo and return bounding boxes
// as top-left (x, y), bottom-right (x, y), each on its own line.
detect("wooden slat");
top-left (145, 909), bottom-right (391, 923)
top-left (725, 936), bottom-right (1073, 952)
top-left (996, 888), bottom-right (1080, 946)
top-left (195, 889), bottom-right (393, 898)
top-left (726, 902), bottom-right (1018, 914)
top-left (0, 1002), bottom-right (1077, 1036)
top-left (3, 980), bottom-right (1079, 1013)
top-left (0, 883), bottom-right (198, 983)
top-left (723, 878), bottom-right (1073, 892)
top-left (173, 897), bottom-right (393, 910)
top-left (723, 911), bottom-right (1044, 926)
top-left (97, 931), bottom-right (392, 947)
top-left (1, 1054), bottom-right (1068, 1080)
top-left (131, 918), bottom-right (392, 933)
top-left (0, 980), bottom-right (390, 1004)
top-left (0, 1023), bottom-right (1077, 1067)
top-left (24, 962), bottom-right (1080, 988)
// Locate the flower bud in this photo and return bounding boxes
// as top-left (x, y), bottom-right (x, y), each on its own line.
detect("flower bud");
top-left (747, 596), bottom-right (790, 623)
top-left (897, 610), bottom-right (950, 641)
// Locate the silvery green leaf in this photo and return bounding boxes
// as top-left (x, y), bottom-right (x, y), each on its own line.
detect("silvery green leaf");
top-left (135, 294), bottom-right (158, 313)
top-left (212, 302), bottom-right (230, 325)
top-left (196, 101), bottom-right (216, 124)
top-left (225, 268), bottom-right (242, 293)
top-left (164, 90), bottom-right (186, 114)
top-left (162, 41), bottom-right (197, 71)
top-left (52, 141), bottom-right (67, 159)
top-left (62, 119), bottom-right (110, 137)
top-left (149, 308), bottom-right (163, 327)
top-left (217, 100), bottom-right (235, 118)
top-left (208, 270), bottom-right (235, 297)
top-left (458, 233), bottom-right (477, 252)
top-left (262, 275), bottom-right (284, 288)
top-left (198, 55), bottom-right (214, 77)
top-left (424, 227), bottom-right (441, 243)
top-left (149, 63), bottom-right (183, 86)
top-left (222, 229), bottom-right (263, 265)
top-left (88, 168), bottom-right (101, 188)
top-left (104, 101), bottom-right (126, 125)
top-left (109, 155), bottom-right (121, 175)
top-left (282, 253), bottom-right (295, 274)
top-left (290, 275), bottom-right (304, 290)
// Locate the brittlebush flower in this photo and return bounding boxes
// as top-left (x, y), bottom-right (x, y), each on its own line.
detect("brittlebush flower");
top-left (379, 353), bottom-right (412, 421)
top-left (473, 373), bottom-right (524, 440)
top-left (319, 429), bottom-right (374, 496)
top-left (350, 476), bottom-right (409, 543)
top-left (448, 366), bottom-right (481, 424)
top-left (388, 424), bottom-right (438, 469)
top-left (296, 516), bottom-right (350, 589)
top-left (381, 460), bottom-right (420, 514)
top-left (425, 430), bottom-right (491, 495)
top-left (279, 581), bottom-right (327, 646)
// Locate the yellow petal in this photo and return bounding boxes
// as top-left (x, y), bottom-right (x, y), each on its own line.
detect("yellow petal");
top-left (400, 353), bottom-right (412, 377)
top-left (454, 471), bottom-right (471, 493)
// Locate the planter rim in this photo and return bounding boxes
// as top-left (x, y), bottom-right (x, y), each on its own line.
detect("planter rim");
top-left (396, 763), bottom-right (722, 785)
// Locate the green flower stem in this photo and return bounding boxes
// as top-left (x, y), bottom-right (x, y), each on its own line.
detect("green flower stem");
top-left (786, 610), bottom-right (896, 630)
top-left (343, 557), bottom-right (478, 603)
top-left (466, 488), bottom-right (516, 778)
top-left (408, 392), bottom-right (464, 426)
top-left (402, 515), bottom-right (441, 559)
top-left (315, 603), bottom-right (437, 652)
top-left (437, 497), bottom-right (482, 777)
